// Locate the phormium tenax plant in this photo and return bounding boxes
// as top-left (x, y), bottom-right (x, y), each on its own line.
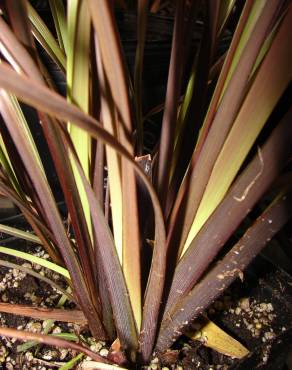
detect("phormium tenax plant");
top-left (0, 0), bottom-right (291, 368)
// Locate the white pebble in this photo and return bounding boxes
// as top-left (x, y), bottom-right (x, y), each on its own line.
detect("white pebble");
top-left (99, 348), bottom-right (109, 357)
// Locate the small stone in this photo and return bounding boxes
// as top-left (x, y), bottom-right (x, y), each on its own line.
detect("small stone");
top-left (239, 298), bottom-right (250, 311)
top-left (25, 352), bottom-right (34, 362)
top-left (99, 348), bottom-right (109, 357)
top-left (30, 294), bottom-right (38, 303)
top-left (60, 348), bottom-right (69, 360)
top-left (90, 342), bottom-right (103, 352)
top-left (253, 329), bottom-right (260, 337)
top-left (264, 331), bottom-right (275, 341)
top-left (0, 345), bottom-right (8, 363)
top-left (235, 307), bottom-right (241, 315)
top-left (52, 326), bottom-right (62, 334)
top-left (26, 322), bottom-right (42, 333)
top-left (266, 303), bottom-right (274, 312)
top-left (1, 294), bottom-right (8, 302)
top-left (255, 323), bottom-right (262, 329)
top-left (12, 269), bottom-right (19, 278)
top-left (34, 264), bottom-right (42, 271)
top-left (42, 350), bottom-right (58, 360)
top-left (22, 262), bottom-right (32, 268)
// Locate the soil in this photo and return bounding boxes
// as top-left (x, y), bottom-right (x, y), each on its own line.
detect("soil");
top-left (0, 234), bottom-right (291, 369)
top-left (154, 257), bottom-right (292, 370)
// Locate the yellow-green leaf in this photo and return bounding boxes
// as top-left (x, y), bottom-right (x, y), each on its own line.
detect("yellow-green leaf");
top-left (188, 319), bottom-right (249, 359)
top-left (67, 0), bottom-right (92, 237)
top-left (0, 246), bottom-right (70, 279)
top-left (27, 2), bottom-right (66, 72)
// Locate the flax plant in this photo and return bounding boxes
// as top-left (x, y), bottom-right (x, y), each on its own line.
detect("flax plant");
top-left (0, 0), bottom-right (291, 367)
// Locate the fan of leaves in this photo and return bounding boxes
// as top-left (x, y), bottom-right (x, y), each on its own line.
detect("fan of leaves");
top-left (0, 0), bottom-right (291, 366)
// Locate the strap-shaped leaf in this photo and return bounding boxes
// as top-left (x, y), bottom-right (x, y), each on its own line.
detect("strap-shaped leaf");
top-left (27, 2), bottom-right (66, 72)
top-left (49, 0), bottom-right (68, 53)
top-left (188, 318), bottom-right (249, 358)
top-left (134, 0), bottom-right (149, 154)
top-left (67, 0), bottom-right (92, 236)
top-left (0, 224), bottom-right (41, 244)
top-left (95, 36), bottom-right (123, 265)
top-left (62, 129), bottom-right (138, 359)
top-left (156, 1), bottom-right (192, 210)
top-left (0, 246), bottom-right (69, 278)
top-left (0, 134), bottom-right (21, 195)
top-left (0, 302), bottom-right (85, 323)
top-left (88, 1), bottom-right (142, 331)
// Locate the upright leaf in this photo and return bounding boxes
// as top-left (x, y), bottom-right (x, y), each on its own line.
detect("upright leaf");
top-left (134, 0), bottom-right (149, 154)
top-left (27, 2), bottom-right (66, 72)
top-left (88, 0), bottom-right (142, 331)
top-left (67, 0), bottom-right (92, 235)
top-left (156, 0), bottom-right (190, 210)
top-left (95, 36), bottom-right (123, 265)
top-left (49, 0), bottom-right (68, 53)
